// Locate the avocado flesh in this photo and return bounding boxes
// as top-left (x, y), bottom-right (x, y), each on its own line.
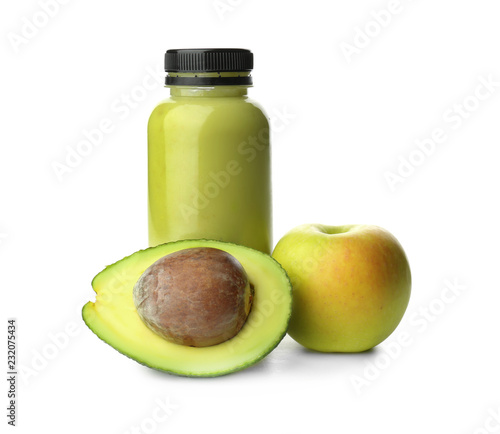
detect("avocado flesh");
top-left (82, 239), bottom-right (292, 377)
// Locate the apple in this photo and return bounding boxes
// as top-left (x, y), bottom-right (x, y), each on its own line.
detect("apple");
top-left (272, 224), bottom-right (411, 352)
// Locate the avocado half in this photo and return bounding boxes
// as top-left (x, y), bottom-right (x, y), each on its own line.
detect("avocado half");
top-left (82, 239), bottom-right (292, 377)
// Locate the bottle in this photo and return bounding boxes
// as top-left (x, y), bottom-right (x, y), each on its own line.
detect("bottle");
top-left (148, 49), bottom-right (272, 253)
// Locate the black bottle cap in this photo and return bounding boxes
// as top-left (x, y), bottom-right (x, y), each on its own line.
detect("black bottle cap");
top-left (165, 48), bottom-right (253, 86)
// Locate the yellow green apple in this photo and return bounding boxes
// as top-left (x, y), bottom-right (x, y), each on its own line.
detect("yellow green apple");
top-left (272, 224), bottom-right (411, 352)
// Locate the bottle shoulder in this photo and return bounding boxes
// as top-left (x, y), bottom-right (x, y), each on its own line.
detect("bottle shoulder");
top-left (243, 97), bottom-right (269, 118)
top-left (149, 96), bottom-right (269, 125)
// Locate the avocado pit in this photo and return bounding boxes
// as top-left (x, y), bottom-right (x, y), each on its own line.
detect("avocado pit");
top-left (133, 247), bottom-right (253, 347)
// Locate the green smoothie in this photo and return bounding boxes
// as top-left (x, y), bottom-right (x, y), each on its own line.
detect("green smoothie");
top-left (148, 49), bottom-right (271, 253)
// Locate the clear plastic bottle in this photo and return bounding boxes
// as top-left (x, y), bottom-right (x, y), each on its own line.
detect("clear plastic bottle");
top-left (148, 49), bottom-right (271, 253)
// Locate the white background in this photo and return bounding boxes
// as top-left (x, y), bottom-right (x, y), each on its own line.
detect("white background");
top-left (2, 0), bottom-right (500, 433)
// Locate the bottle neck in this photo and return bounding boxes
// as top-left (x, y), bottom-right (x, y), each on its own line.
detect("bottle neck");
top-left (169, 87), bottom-right (248, 97)
top-left (167, 71), bottom-right (250, 97)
